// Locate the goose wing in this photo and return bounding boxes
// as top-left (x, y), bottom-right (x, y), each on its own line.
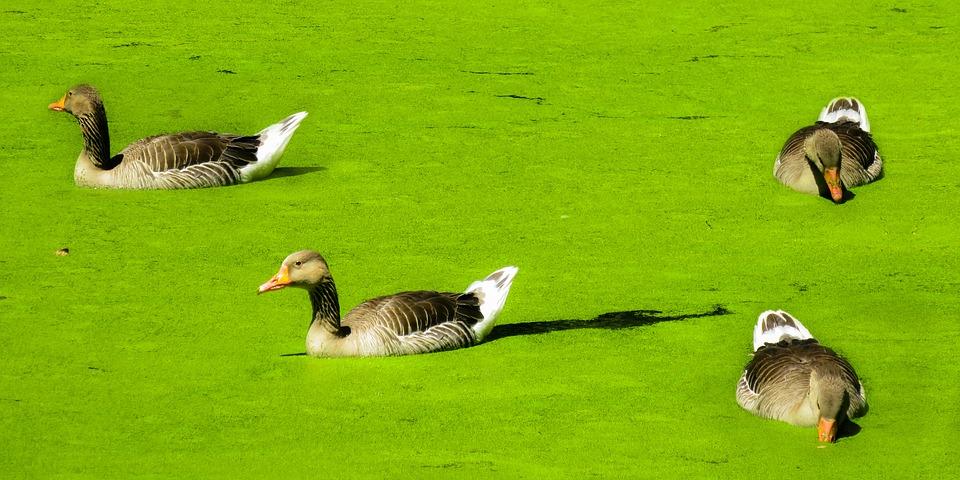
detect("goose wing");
top-left (804, 341), bottom-right (868, 417)
top-left (826, 120), bottom-right (883, 186)
top-left (737, 340), bottom-right (818, 416)
top-left (118, 132), bottom-right (260, 172)
top-left (773, 124), bottom-right (820, 175)
top-left (344, 291), bottom-right (484, 353)
top-left (774, 122), bottom-right (882, 189)
top-left (345, 291), bottom-right (482, 334)
top-left (739, 339), bottom-right (866, 420)
top-left (776, 125), bottom-right (816, 160)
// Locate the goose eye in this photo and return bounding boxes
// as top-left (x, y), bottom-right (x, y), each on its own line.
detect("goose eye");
top-left (294, 261), bottom-right (302, 267)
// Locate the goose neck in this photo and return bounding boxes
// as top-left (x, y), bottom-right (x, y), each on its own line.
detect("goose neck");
top-left (308, 280), bottom-right (344, 335)
top-left (76, 103), bottom-right (116, 169)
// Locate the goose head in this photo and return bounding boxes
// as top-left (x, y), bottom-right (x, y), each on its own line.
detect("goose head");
top-left (803, 129), bottom-right (844, 203)
top-left (48, 84), bottom-right (104, 117)
top-left (258, 250), bottom-right (331, 294)
top-left (810, 372), bottom-right (849, 442)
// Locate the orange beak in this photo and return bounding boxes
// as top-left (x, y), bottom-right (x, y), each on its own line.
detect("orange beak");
top-left (48, 94), bottom-right (67, 112)
top-left (823, 167), bottom-right (843, 203)
top-left (817, 417), bottom-right (838, 443)
top-left (258, 264), bottom-right (291, 294)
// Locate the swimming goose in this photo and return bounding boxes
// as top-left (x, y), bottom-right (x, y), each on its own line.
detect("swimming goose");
top-left (48, 85), bottom-right (306, 189)
top-left (774, 97), bottom-right (882, 202)
top-left (736, 310), bottom-right (867, 442)
top-left (258, 250), bottom-right (518, 357)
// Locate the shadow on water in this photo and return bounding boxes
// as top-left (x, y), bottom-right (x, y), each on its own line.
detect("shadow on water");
top-left (818, 187), bottom-right (856, 203)
top-left (486, 305), bottom-right (732, 341)
top-left (266, 166), bottom-right (326, 181)
top-left (834, 392), bottom-right (864, 441)
top-left (837, 420), bottom-right (862, 441)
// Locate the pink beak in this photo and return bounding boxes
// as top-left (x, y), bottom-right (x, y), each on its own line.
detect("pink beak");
top-left (49, 94), bottom-right (66, 111)
top-left (258, 264), bottom-right (291, 294)
top-left (817, 417), bottom-right (838, 443)
top-left (823, 167), bottom-right (843, 203)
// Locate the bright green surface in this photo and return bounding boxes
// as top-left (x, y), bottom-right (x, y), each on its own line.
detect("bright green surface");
top-left (2, 1), bottom-right (959, 477)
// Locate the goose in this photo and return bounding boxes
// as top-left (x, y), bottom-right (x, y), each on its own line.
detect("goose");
top-left (48, 85), bottom-right (307, 189)
top-left (736, 310), bottom-right (867, 442)
top-left (774, 97), bottom-right (882, 202)
top-left (257, 250), bottom-right (518, 357)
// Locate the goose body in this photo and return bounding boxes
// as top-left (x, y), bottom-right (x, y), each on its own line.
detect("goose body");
top-left (258, 250), bottom-right (517, 357)
top-left (736, 310), bottom-right (867, 442)
top-left (774, 97), bottom-right (882, 202)
top-left (49, 85), bottom-right (306, 189)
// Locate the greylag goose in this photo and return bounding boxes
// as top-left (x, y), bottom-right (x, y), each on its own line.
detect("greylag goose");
top-left (774, 97), bottom-right (882, 202)
top-left (258, 250), bottom-right (518, 357)
top-left (48, 85), bottom-right (306, 189)
top-left (736, 310), bottom-right (867, 442)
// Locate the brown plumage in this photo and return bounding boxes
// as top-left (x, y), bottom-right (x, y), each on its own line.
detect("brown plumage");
top-left (48, 84), bottom-right (306, 189)
top-left (257, 250), bottom-right (518, 357)
top-left (736, 310), bottom-right (867, 442)
top-left (774, 97), bottom-right (882, 203)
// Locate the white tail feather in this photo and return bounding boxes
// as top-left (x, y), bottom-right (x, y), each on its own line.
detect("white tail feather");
top-left (466, 266), bottom-right (518, 341)
top-left (818, 97), bottom-right (871, 133)
top-left (752, 310), bottom-right (814, 351)
top-left (239, 111), bottom-right (308, 182)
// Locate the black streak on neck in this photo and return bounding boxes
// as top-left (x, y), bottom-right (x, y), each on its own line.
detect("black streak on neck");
top-left (308, 280), bottom-right (348, 336)
top-left (77, 102), bottom-right (119, 170)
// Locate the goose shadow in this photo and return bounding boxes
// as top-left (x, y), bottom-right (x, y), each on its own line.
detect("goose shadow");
top-left (486, 304), bottom-right (732, 341)
top-left (818, 186), bottom-right (856, 203)
top-left (837, 420), bottom-right (862, 441)
top-left (833, 392), bottom-right (864, 441)
top-left (266, 166), bottom-right (326, 181)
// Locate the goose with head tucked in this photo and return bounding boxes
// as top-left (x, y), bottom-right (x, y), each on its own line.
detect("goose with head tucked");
top-left (48, 84), bottom-right (306, 189)
top-left (258, 250), bottom-right (518, 357)
top-left (736, 310), bottom-right (867, 442)
top-left (774, 97), bottom-right (882, 203)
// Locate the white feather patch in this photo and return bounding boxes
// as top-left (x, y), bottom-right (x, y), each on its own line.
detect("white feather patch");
top-left (465, 266), bottom-right (518, 341)
top-left (239, 111), bottom-right (308, 182)
top-left (752, 309), bottom-right (814, 351)
top-left (817, 97), bottom-right (871, 133)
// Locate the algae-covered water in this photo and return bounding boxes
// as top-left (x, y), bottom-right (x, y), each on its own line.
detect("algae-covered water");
top-left (1, 1), bottom-right (958, 477)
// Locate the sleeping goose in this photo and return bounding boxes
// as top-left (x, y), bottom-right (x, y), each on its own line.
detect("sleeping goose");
top-left (257, 250), bottom-right (518, 357)
top-left (774, 97), bottom-right (882, 202)
top-left (48, 84), bottom-right (306, 189)
top-left (736, 310), bottom-right (867, 442)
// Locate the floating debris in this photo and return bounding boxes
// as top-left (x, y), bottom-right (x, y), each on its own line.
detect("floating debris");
top-left (462, 70), bottom-right (534, 76)
top-left (495, 94), bottom-right (545, 104)
top-left (112, 41), bottom-right (152, 48)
